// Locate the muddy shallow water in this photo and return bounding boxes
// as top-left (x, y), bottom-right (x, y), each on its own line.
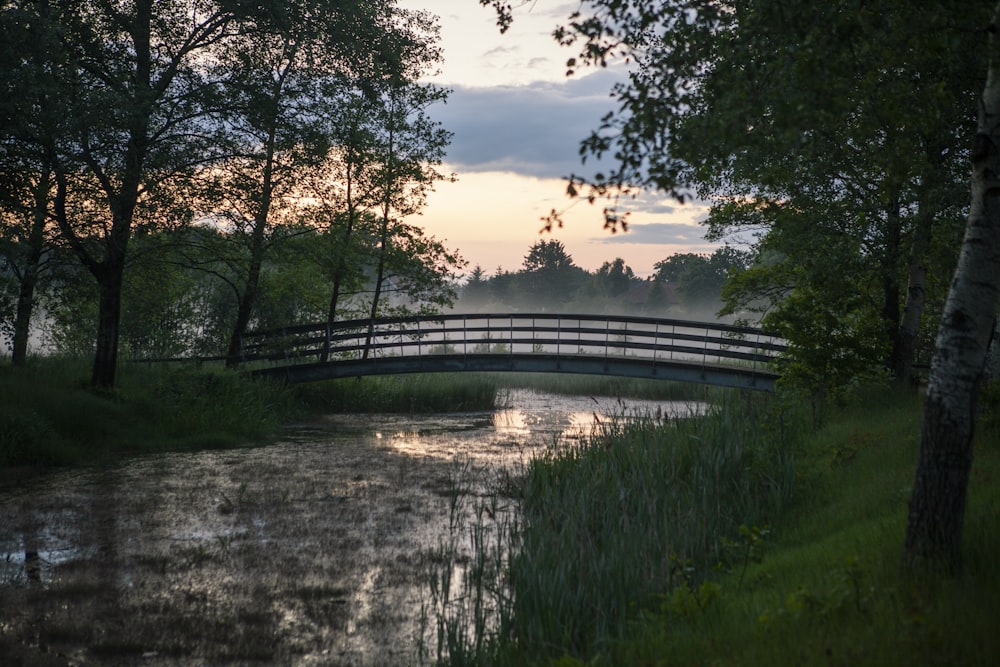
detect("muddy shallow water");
top-left (0, 390), bottom-right (702, 666)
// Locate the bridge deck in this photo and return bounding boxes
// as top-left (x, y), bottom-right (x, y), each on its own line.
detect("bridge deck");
top-left (240, 313), bottom-right (784, 392)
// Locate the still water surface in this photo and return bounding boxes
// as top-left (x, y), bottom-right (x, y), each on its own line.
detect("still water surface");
top-left (0, 390), bottom-right (702, 666)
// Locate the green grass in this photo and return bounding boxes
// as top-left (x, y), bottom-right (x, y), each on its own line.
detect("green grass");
top-left (583, 388), bottom-right (1000, 667)
top-left (292, 373), bottom-right (507, 413)
top-left (0, 358), bottom-right (299, 469)
top-left (424, 385), bottom-right (1000, 666)
top-left (492, 372), bottom-right (722, 402)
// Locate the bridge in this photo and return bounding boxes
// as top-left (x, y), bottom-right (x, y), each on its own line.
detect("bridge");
top-left (239, 313), bottom-right (785, 392)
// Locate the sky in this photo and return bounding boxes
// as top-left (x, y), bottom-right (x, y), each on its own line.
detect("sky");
top-left (396, 0), bottom-right (718, 278)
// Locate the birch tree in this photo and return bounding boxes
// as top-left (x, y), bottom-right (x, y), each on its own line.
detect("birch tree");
top-left (904, 2), bottom-right (1000, 570)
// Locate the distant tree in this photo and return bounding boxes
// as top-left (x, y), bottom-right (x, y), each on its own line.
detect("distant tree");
top-left (517, 239), bottom-right (587, 310)
top-left (654, 246), bottom-right (750, 308)
top-left (594, 258), bottom-right (634, 298)
top-left (460, 264), bottom-right (492, 309)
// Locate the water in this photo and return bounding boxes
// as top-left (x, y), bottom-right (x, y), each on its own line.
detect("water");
top-left (0, 390), bottom-right (702, 666)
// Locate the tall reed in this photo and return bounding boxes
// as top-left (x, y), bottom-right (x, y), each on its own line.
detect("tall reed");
top-left (505, 394), bottom-right (802, 660)
top-left (422, 393), bottom-right (806, 665)
top-left (294, 373), bottom-right (507, 413)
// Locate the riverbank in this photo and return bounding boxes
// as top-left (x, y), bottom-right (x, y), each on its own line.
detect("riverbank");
top-left (464, 386), bottom-right (1000, 666)
top-left (3, 360), bottom-right (997, 665)
top-left (0, 360), bottom-right (512, 472)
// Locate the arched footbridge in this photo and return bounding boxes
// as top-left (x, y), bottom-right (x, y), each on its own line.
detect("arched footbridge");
top-left (240, 313), bottom-right (785, 392)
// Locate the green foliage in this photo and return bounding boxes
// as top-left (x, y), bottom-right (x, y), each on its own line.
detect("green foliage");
top-left (292, 373), bottom-right (505, 413)
top-left (0, 360), bottom-right (297, 469)
top-left (505, 394), bottom-right (801, 659)
top-left (654, 246), bottom-right (751, 308)
top-left (516, 0), bottom-right (983, 391)
top-left (592, 388), bottom-right (1000, 667)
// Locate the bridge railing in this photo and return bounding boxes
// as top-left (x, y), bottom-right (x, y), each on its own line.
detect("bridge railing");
top-left (238, 313), bottom-right (786, 372)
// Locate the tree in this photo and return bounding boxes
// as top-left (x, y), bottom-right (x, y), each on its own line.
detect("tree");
top-left (0, 1), bottom-right (68, 365)
top-left (518, 239), bottom-right (586, 310)
top-left (460, 265), bottom-right (493, 310)
top-left (904, 3), bottom-right (1000, 570)
top-left (1, 0), bottom-right (270, 387)
top-left (594, 258), bottom-right (633, 298)
top-left (207, 6), bottom-right (377, 366)
top-left (481, 0), bottom-right (1000, 570)
top-left (655, 247), bottom-right (750, 310)
top-left (483, 1), bottom-right (976, 389)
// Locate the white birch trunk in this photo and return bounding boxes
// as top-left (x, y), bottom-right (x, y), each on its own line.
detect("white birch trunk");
top-left (904, 3), bottom-right (1000, 569)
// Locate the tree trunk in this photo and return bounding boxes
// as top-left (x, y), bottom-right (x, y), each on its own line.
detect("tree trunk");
top-left (882, 195), bottom-right (904, 376)
top-left (904, 5), bottom-right (1000, 571)
top-left (895, 181), bottom-right (935, 386)
top-left (91, 259), bottom-right (125, 388)
top-left (11, 170), bottom-right (51, 366)
top-left (322, 155), bottom-right (358, 363)
top-left (224, 202), bottom-right (268, 368)
top-left (362, 217), bottom-right (389, 362)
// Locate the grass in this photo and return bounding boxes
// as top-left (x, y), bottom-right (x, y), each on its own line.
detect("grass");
top-left (0, 357), bottom-right (300, 469)
top-left (507, 393), bottom-right (802, 662)
top-left (491, 372), bottom-right (721, 402)
top-left (421, 385), bottom-right (1000, 666)
top-left (596, 387), bottom-right (1000, 667)
top-left (292, 373), bottom-right (508, 413)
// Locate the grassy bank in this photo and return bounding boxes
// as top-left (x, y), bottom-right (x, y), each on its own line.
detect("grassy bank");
top-left (0, 361), bottom-right (512, 470)
top-left (0, 358), bottom-right (300, 469)
top-left (294, 373), bottom-right (509, 413)
top-left (598, 388), bottom-right (1000, 667)
top-left (424, 386), bottom-right (1000, 666)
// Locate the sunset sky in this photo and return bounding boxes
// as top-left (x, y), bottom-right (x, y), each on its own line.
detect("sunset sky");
top-left (397, 0), bottom-right (719, 278)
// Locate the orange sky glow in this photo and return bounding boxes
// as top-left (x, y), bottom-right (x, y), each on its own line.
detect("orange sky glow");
top-left (398, 0), bottom-right (721, 278)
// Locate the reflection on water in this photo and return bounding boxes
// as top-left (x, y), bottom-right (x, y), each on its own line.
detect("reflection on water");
top-left (0, 389), bottom-right (703, 665)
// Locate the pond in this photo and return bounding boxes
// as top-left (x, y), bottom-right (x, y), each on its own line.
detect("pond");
top-left (0, 389), bottom-right (703, 666)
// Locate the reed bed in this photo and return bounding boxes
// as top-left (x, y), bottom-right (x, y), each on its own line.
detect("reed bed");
top-left (0, 358), bottom-right (297, 467)
top-left (422, 393), bottom-right (804, 665)
top-left (508, 394), bottom-right (800, 660)
top-left (293, 373), bottom-right (508, 413)
top-left (492, 372), bottom-right (721, 402)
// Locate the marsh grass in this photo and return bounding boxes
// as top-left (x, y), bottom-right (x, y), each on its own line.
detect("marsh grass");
top-left (591, 388), bottom-right (1000, 667)
top-left (0, 358), bottom-right (298, 468)
top-left (293, 373), bottom-right (508, 413)
top-left (421, 394), bottom-right (804, 665)
top-left (492, 372), bottom-right (721, 402)
top-left (504, 394), bottom-right (801, 660)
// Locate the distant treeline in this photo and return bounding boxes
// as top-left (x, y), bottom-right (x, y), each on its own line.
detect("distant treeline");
top-left (456, 239), bottom-right (750, 318)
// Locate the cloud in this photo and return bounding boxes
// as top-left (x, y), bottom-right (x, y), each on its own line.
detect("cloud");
top-left (592, 222), bottom-right (711, 246)
top-left (431, 68), bottom-right (624, 180)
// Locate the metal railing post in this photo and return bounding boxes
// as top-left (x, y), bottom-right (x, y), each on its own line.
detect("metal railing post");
top-left (509, 315), bottom-right (514, 357)
top-left (653, 321), bottom-right (659, 363)
top-left (604, 319), bottom-right (610, 359)
top-left (702, 325), bottom-right (709, 369)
